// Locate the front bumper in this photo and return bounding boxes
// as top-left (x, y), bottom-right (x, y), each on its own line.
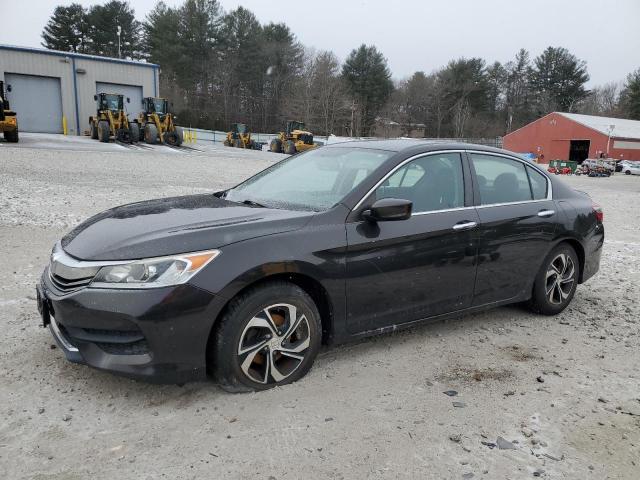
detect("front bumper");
top-left (37, 268), bottom-right (225, 384)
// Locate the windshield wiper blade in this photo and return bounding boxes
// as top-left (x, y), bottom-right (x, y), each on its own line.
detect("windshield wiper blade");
top-left (240, 199), bottom-right (267, 208)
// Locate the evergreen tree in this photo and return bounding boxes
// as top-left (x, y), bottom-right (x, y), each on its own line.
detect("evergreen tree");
top-left (85, 1), bottom-right (141, 59)
top-left (41, 3), bottom-right (89, 53)
top-left (620, 68), bottom-right (640, 120)
top-left (342, 45), bottom-right (393, 136)
top-left (530, 46), bottom-right (589, 113)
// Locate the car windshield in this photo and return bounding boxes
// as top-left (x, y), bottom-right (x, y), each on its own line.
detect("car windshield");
top-left (225, 147), bottom-right (393, 211)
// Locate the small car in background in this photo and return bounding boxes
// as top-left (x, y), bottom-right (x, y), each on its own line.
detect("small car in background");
top-left (615, 160), bottom-right (636, 172)
top-left (621, 162), bottom-right (640, 175)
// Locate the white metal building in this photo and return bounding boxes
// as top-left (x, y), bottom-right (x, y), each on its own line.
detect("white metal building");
top-left (0, 45), bottom-right (159, 135)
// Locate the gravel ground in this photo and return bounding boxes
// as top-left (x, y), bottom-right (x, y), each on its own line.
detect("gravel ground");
top-left (0, 141), bottom-right (639, 480)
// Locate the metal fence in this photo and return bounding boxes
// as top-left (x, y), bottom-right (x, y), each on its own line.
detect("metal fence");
top-left (180, 128), bottom-right (503, 150)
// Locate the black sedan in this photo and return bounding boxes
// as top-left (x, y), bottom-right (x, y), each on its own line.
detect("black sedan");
top-left (37, 141), bottom-right (604, 391)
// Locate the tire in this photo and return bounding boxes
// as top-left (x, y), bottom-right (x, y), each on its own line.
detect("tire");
top-left (233, 138), bottom-right (243, 148)
top-left (223, 139), bottom-right (231, 147)
top-left (284, 140), bottom-right (297, 155)
top-left (90, 122), bottom-right (98, 140)
top-left (144, 123), bottom-right (158, 144)
top-left (97, 120), bottom-right (110, 143)
top-left (528, 243), bottom-right (579, 315)
top-left (116, 128), bottom-right (131, 143)
top-left (129, 123), bottom-right (140, 144)
top-left (173, 127), bottom-right (183, 146)
top-left (4, 127), bottom-right (18, 143)
top-left (625, 170), bottom-right (631, 175)
top-left (210, 281), bottom-right (322, 392)
top-left (270, 138), bottom-right (282, 153)
top-left (163, 130), bottom-right (181, 146)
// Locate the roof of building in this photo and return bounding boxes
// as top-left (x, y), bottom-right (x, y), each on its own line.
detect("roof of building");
top-left (0, 44), bottom-right (158, 69)
top-left (557, 112), bottom-right (640, 140)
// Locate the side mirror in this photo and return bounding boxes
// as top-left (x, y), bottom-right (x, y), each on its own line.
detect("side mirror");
top-left (93, 94), bottom-right (97, 101)
top-left (7, 85), bottom-right (12, 92)
top-left (126, 97), bottom-right (130, 103)
top-left (362, 198), bottom-right (412, 222)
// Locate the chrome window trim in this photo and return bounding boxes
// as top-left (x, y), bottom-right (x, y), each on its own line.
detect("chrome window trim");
top-left (351, 149), bottom-right (554, 217)
top-left (465, 150), bottom-right (553, 202)
top-left (352, 150), bottom-right (467, 212)
top-left (412, 206), bottom-right (476, 216)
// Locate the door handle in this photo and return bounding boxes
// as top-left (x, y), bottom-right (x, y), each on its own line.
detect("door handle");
top-left (537, 209), bottom-right (555, 218)
top-left (452, 221), bottom-right (478, 231)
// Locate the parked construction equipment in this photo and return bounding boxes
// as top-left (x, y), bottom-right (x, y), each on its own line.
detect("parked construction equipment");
top-left (89, 93), bottom-right (138, 143)
top-left (270, 121), bottom-right (316, 154)
top-left (0, 81), bottom-right (19, 142)
top-left (224, 123), bottom-right (260, 149)
top-left (137, 97), bottom-right (182, 146)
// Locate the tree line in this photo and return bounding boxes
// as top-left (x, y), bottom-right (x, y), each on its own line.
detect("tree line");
top-left (42, 0), bottom-right (640, 136)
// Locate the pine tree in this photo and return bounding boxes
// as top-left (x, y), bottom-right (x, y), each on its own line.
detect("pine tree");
top-left (530, 46), bottom-right (589, 113)
top-left (620, 68), bottom-right (640, 120)
top-left (342, 45), bottom-right (393, 136)
top-left (41, 3), bottom-right (89, 53)
top-left (85, 1), bottom-right (142, 59)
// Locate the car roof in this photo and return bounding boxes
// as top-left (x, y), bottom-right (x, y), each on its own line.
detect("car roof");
top-left (324, 138), bottom-right (513, 156)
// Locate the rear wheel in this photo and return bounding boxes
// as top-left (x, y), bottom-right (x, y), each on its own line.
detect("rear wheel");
top-left (270, 138), bottom-right (282, 153)
top-left (233, 138), bottom-right (243, 148)
top-left (210, 282), bottom-right (322, 392)
top-left (625, 170), bottom-right (631, 175)
top-left (97, 120), bottom-right (110, 143)
top-left (4, 126), bottom-right (18, 143)
top-left (144, 123), bottom-right (158, 144)
top-left (528, 243), bottom-right (579, 315)
top-left (284, 140), bottom-right (297, 155)
top-left (90, 122), bottom-right (98, 140)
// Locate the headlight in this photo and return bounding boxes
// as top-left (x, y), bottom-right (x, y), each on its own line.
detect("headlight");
top-left (90, 250), bottom-right (220, 289)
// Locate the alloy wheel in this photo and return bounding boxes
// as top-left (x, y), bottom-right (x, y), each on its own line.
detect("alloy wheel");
top-left (237, 303), bottom-right (311, 384)
top-left (545, 253), bottom-right (576, 305)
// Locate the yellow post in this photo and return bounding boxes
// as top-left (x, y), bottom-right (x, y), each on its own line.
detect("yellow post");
top-left (62, 116), bottom-right (68, 135)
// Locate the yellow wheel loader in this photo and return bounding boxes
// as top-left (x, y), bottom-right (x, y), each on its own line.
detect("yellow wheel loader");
top-left (269, 121), bottom-right (317, 154)
top-left (137, 97), bottom-right (182, 146)
top-left (0, 81), bottom-right (19, 143)
top-left (89, 93), bottom-right (138, 143)
top-left (224, 123), bottom-right (257, 149)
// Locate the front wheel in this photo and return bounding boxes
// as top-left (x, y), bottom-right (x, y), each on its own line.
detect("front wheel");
top-left (528, 244), bottom-right (579, 315)
top-left (210, 282), bottom-right (322, 392)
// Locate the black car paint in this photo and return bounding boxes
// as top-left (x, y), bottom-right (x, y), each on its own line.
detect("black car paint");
top-left (39, 141), bottom-right (604, 383)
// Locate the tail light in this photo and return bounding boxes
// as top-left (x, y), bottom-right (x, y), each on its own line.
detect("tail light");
top-left (592, 202), bottom-right (603, 223)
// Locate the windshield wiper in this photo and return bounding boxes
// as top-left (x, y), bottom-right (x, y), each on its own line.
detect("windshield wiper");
top-left (240, 199), bottom-right (267, 208)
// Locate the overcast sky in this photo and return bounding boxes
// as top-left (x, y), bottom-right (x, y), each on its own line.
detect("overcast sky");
top-left (3, 0), bottom-right (639, 85)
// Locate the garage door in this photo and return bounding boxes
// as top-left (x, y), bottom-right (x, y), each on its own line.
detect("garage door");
top-left (96, 82), bottom-right (143, 119)
top-left (5, 73), bottom-right (63, 133)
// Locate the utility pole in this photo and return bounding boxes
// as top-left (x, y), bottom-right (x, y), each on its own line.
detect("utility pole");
top-left (117, 25), bottom-right (122, 58)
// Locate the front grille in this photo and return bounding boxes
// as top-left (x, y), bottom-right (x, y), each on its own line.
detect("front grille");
top-left (49, 272), bottom-right (94, 292)
top-left (48, 245), bottom-right (99, 293)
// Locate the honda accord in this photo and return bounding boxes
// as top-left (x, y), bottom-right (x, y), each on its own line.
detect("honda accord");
top-left (36, 140), bottom-right (604, 391)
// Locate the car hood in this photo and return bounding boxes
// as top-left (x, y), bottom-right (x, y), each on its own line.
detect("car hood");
top-left (61, 194), bottom-right (314, 261)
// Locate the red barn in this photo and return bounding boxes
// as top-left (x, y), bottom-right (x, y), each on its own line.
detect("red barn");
top-left (503, 112), bottom-right (640, 162)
